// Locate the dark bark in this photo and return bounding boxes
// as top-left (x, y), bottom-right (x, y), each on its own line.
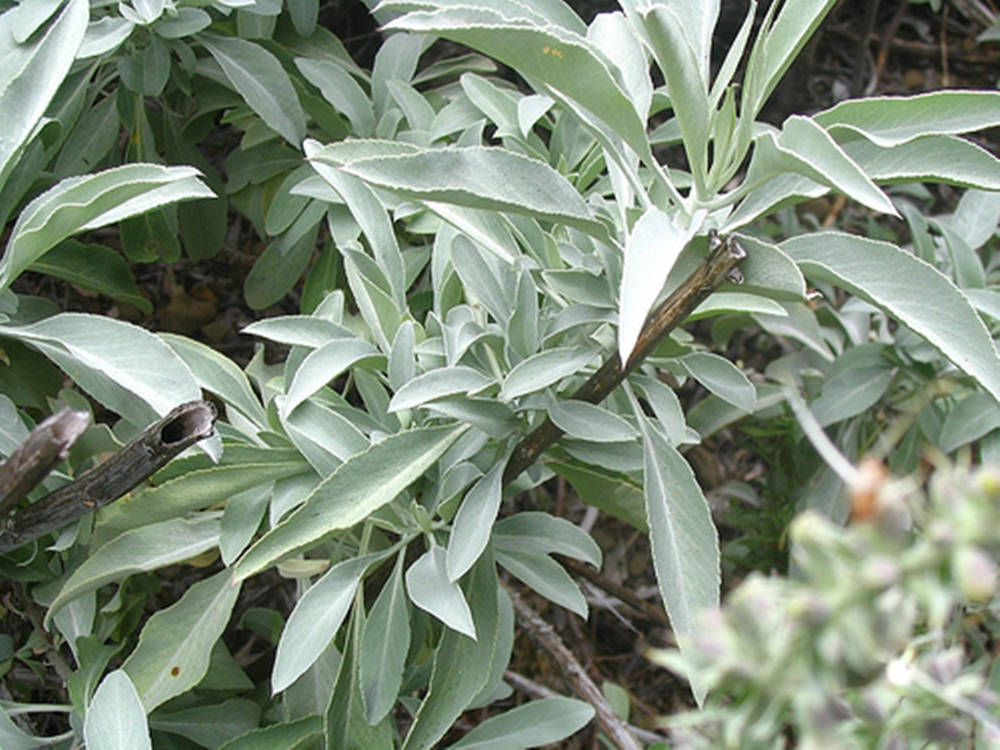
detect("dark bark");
top-left (0, 401), bottom-right (217, 554)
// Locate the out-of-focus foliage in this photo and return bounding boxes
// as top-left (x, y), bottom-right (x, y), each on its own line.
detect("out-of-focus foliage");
top-left (652, 462), bottom-right (1000, 749)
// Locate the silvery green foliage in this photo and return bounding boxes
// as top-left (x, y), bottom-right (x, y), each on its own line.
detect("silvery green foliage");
top-left (1, 0), bottom-right (999, 746)
top-left (650, 465), bottom-right (1000, 749)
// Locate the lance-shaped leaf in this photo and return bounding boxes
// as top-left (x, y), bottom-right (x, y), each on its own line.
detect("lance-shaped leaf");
top-left (546, 392), bottom-right (637, 443)
top-left (242, 315), bottom-right (352, 348)
top-left (743, 0), bottom-right (838, 116)
top-left (814, 90), bottom-right (1000, 147)
top-left (123, 569), bottom-right (241, 711)
top-left (333, 145), bottom-right (606, 240)
top-left (46, 516), bottom-right (221, 623)
top-left (199, 33), bottom-right (307, 147)
top-left (782, 231), bottom-right (1000, 404)
top-left (401, 554), bottom-right (499, 750)
top-left (446, 458), bottom-right (506, 581)
top-left (282, 338), bottom-right (383, 416)
top-left (376, 0), bottom-right (586, 34)
top-left (304, 141), bottom-right (406, 306)
top-left (444, 697), bottom-right (595, 750)
top-left (640, 6), bottom-right (710, 183)
top-left (0, 164), bottom-right (213, 291)
top-left (233, 425), bottom-right (466, 580)
top-left (747, 116), bottom-right (897, 216)
top-left (500, 346), bottom-right (600, 401)
top-left (637, 411), bottom-right (719, 704)
top-left (677, 351), bottom-right (756, 413)
top-left (0, 0), bottom-right (87, 192)
top-left (272, 551), bottom-right (390, 693)
top-left (619, 207), bottom-right (698, 364)
top-left (0, 313), bottom-right (203, 430)
top-left (359, 553), bottom-right (410, 724)
top-left (296, 58), bottom-right (376, 136)
top-left (406, 544), bottom-right (475, 637)
top-left (388, 365), bottom-right (495, 412)
top-left (842, 135), bottom-right (1000, 191)
top-left (160, 334), bottom-right (267, 428)
top-left (383, 8), bottom-right (650, 165)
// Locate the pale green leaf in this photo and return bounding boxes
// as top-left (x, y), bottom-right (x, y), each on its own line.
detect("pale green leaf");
top-left (745, 0), bottom-right (837, 115)
top-left (687, 292), bottom-right (787, 321)
top-left (446, 697), bottom-right (594, 750)
top-left (123, 569), bottom-right (241, 711)
top-left (782, 232), bottom-right (1000, 403)
top-left (220, 485), bottom-right (272, 566)
top-left (384, 8), bottom-right (649, 165)
top-left (446, 458), bottom-right (505, 581)
top-left (0, 0), bottom-right (87, 191)
top-left (148, 699), bottom-right (260, 748)
top-left (728, 233), bottom-right (807, 302)
top-left (388, 365), bottom-right (494, 412)
top-left (359, 554), bottom-right (410, 724)
top-left (333, 146), bottom-right (605, 239)
top-left (500, 346), bottom-right (599, 401)
top-left (546, 393), bottom-right (638, 442)
top-left (199, 33), bottom-right (307, 146)
top-left (493, 511), bottom-right (602, 568)
top-left (947, 188), bottom-right (1000, 251)
top-left (748, 116), bottom-right (897, 216)
top-left (0, 313), bottom-right (202, 429)
top-left (303, 148), bottom-right (406, 305)
top-left (272, 552), bottom-right (388, 692)
top-left (814, 90), bottom-right (1000, 147)
top-left (724, 172), bottom-right (828, 232)
top-left (216, 716), bottom-right (321, 750)
top-left (843, 135), bottom-right (1000, 191)
top-left (280, 399), bottom-right (369, 473)
top-left (549, 460), bottom-right (646, 531)
top-left (407, 545), bottom-right (475, 637)
top-left (84, 671), bottom-right (151, 750)
top-left (296, 58), bottom-right (375, 136)
top-left (638, 413), bottom-right (719, 703)
top-left (619, 207), bottom-right (698, 363)
top-left (47, 516), bottom-right (221, 623)
top-left (242, 315), bottom-right (352, 348)
top-left (588, 11), bottom-right (651, 118)
top-left (811, 344), bottom-right (894, 427)
top-left (160, 333), bottom-right (267, 428)
top-left (641, 7), bottom-right (709, 180)
top-left (496, 548), bottom-right (586, 617)
top-left (939, 392), bottom-right (1000, 453)
top-left (97, 461), bottom-right (307, 540)
top-left (0, 165), bottom-right (213, 291)
top-left (678, 351), bottom-right (756, 413)
top-left (77, 16), bottom-right (134, 58)
top-left (153, 7), bottom-right (211, 37)
top-left (401, 556), bottom-right (498, 750)
top-left (233, 425), bottom-right (466, 580)
top-left (283, 338), bottom-right (383, 415)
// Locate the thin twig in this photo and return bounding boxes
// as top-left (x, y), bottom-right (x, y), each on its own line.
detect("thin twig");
top-left (562, 557), bottom-right (671, 628)
top-left (0, 401), bottom-right (217, 554)
top-left (503, 234), bottom-right (746, 485)
top-left (506, 585), bottom-right (643, 750)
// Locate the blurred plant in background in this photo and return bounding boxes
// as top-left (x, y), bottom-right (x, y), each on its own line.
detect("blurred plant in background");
top-left (652, 461), bottom-right (1000, 748)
